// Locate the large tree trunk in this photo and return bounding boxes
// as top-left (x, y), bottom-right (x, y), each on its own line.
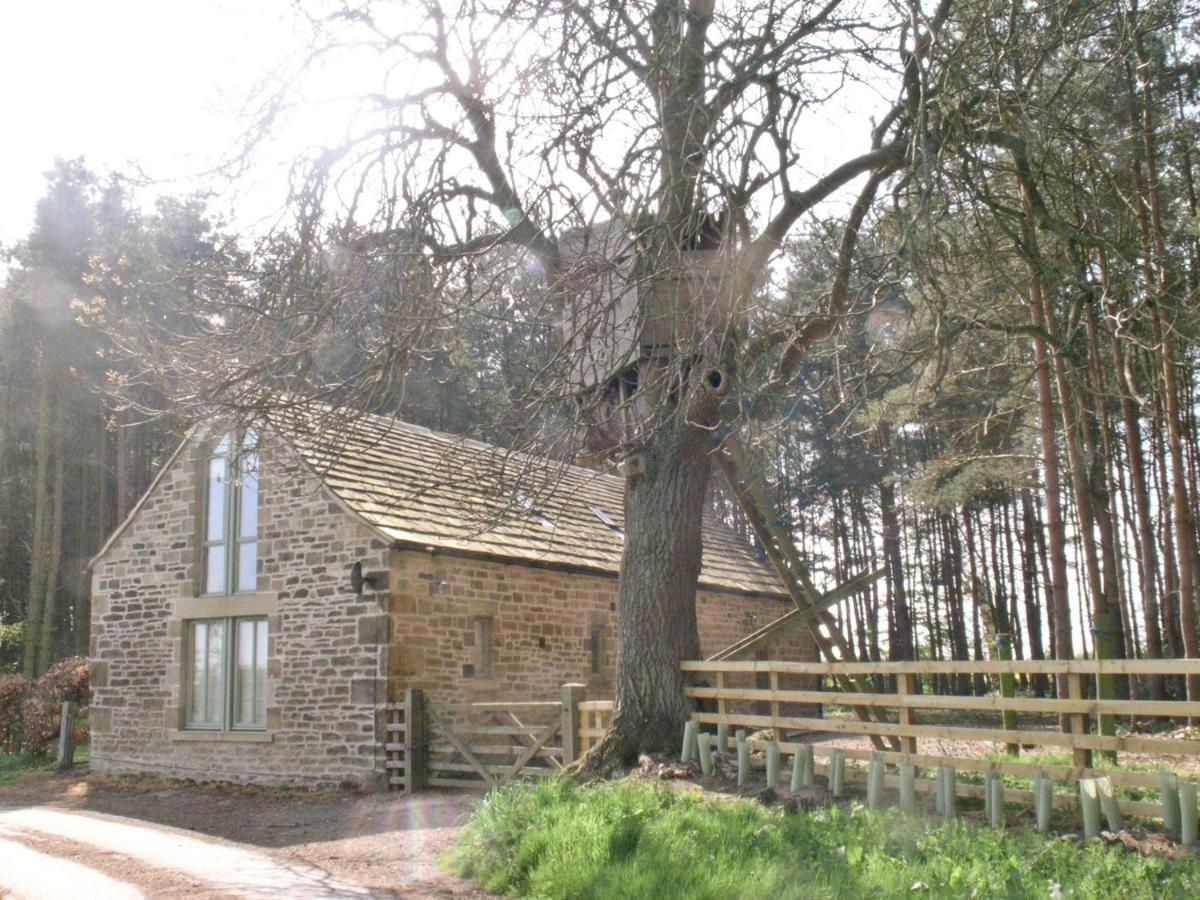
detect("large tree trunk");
top-left (583, 419), bottom-right (713, 770)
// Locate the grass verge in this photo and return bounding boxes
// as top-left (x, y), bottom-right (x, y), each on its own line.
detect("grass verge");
top-left (449, 778), bottom-right (1200, 899)
top-left (0, 753), bottom-right (51, 787)
top-left (0, 744), bottom-right (87, 787)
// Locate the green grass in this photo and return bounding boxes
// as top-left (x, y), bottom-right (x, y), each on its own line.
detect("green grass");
top-left (0, 744), bottom-right (88, 787)
top-left (449, 778), bottom-right (1200, 899)
top-left (0, 752), bottom-right (51, 786)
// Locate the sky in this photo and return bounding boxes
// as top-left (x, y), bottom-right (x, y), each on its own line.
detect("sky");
top-left (0, 1), bottom-right (300, 252)
top-left (0, 1), bottom-right (887, 269)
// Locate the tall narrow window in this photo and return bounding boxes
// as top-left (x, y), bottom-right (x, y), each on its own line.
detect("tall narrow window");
top-left (187, 619), bottom-right (226, 729)
top-left (186, 616), bottom-right (268, 731)
top-left (473, 617), bottom-right (494, 678)
top-left (233, 617), bottom-right (268, 729)
top-left (202, 432), bottom-right (259, 595)
top-left (590, 625), bottom-right (605, 677)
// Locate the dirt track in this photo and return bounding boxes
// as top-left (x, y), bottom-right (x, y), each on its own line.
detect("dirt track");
top-left (0, 768), bottom-right (490, 899)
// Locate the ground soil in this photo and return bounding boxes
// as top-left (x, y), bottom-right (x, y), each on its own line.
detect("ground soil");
top-left (0, 765), bottom-right (492, 899)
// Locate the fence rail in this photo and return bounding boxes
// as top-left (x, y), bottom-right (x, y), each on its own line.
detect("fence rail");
top-left (682, 657), bottom-right (1200, 822)
top-left (387, 658), bottom-right (1200, 825)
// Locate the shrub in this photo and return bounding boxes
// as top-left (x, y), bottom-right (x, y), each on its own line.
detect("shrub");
top-left (15, 657), bottom-right (91, 755)
top-left (37, 655), bottom-right (91, 706)
top-left (0, 673), bottom-right (31, 754)
top-left (0, 621), bottom-right (23, 674)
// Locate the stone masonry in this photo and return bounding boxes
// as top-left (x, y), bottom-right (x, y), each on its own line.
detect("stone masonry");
top-left (90, 434), bottom-right (391, 790)
top-left (91, 430), bottom-right (815, 790)
top-left (387, 547), bottom-right (812, 711)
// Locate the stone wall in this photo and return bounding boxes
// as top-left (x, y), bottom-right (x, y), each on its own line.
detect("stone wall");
top-left (386, 547), bottom-right (815, 711)
top-left (89, 434), bottom-right (391, 790)
top-left (91, 432), bottom-right (816, 790)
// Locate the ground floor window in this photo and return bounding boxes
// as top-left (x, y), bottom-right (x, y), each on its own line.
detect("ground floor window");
top-left (186, 616), bottom-right (268, 730)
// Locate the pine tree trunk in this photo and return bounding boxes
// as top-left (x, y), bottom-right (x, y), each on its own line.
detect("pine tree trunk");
top-left (38, 423), bottom-right (65, 672)
top-left (879, 442), bottom-right (914, 661)
top-left (1020, 490), bottom-right (1050, 696)
top-left (1018, 200), bottom-right (1075, 706)
top-left (22, 365), bottom-right (52, 678)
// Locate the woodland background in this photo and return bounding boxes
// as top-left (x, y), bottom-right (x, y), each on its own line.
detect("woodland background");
top-left (0, 1), bottom-right (1198, 709)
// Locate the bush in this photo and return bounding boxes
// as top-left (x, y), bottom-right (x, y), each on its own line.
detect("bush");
top-left (20, 656), bottom-right (91, 754)
top-left (0, 673), bottom-right (31, 754)
top-left (37, 655), bottom-right (91, 706)
top-left (0, 657), bottom-right (93, 755)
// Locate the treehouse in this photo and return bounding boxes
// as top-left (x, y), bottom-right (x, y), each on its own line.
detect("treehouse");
top-left (558, 215), bottom-right (737, 392)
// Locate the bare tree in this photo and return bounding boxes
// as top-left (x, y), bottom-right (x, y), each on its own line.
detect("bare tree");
top-left (111, 0), bottom-right (953, 767)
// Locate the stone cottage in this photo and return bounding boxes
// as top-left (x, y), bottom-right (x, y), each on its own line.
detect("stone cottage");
top-left (88, 410), bottom-right (813, 789)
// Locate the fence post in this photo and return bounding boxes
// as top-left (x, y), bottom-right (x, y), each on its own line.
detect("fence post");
top-left (896, 672), bottom-right (918, 756)
top-left (1091, 612), bottom-right (1118, 764)
top-left (994, 634), bottom-right (1019, 756)
top-left (560, 683), bottom-right (587, 767)
top-left (56, 701), bottom-right (77, 771)
top-left (1066, 670), bottom-right (1092, 769)
top-left (404, 687), bottom-right (427, 794)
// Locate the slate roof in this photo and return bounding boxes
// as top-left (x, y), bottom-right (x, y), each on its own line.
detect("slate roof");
top-left (275, 410), bottom-right (786, 598)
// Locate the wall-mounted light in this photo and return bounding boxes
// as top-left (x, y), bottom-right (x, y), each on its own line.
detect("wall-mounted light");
top-left (350, 561), bottom-right (382, 596)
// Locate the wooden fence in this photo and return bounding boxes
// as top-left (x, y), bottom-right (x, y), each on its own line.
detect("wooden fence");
top-left (682, 658), bottom-right (1200, 820)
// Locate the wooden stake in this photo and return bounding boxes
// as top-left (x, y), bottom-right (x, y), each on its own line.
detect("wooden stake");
top-left (1091, 613), bottom-right (1118, 765)
top-left (560, 683), bottom-right (586, 767)
top-left (404, 688), bottom-right (427, 794)
top-left (1067, 673), bottom-right (1093, 769)
top-left (56, 701), bottom-right (76, 771)
top-left (994, 634), bottom-right (1019, 756)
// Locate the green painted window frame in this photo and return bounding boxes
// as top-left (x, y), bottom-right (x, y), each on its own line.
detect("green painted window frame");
top-left (184, 615), bottom-right (268, 732)
top-left (201, 431), bottom-right (259, 596)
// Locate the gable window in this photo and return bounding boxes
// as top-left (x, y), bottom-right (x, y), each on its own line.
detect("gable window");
top-left (186, 616), bottom-right (268, 730)
top-left (203, 432), bottom-right (259, 595)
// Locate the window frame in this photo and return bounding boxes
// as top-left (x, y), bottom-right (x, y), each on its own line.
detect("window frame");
top-left (201, 431), bottom-right (259, 596)
top-left (184, 615), bottom-right (268, 732)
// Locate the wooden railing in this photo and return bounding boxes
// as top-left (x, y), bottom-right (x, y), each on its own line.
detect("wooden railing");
top-left (578, 699), bottom-right (614, 754)
top-left (682, 658), bottom-right (1200, 820)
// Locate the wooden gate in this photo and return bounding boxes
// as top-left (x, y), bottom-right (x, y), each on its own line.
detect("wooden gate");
top-left (387, 684), bottom-right (592, 792)
top-left (425, 699), bottom-right (565, 790)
